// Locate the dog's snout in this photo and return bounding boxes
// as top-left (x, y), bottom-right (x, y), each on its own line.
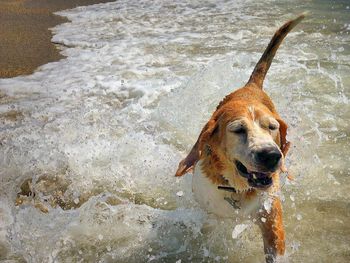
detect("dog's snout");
top-left (255, 147), bottom-right (281, 169)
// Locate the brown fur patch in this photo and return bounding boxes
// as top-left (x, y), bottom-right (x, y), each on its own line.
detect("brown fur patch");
top-left (200, 144), bottom-right (228, 185)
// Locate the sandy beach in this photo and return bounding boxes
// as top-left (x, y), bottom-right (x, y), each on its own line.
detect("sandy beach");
top-left (0, 0), bottom-right (112, 78)
top-left (0, 1), bottom-right (349, 262)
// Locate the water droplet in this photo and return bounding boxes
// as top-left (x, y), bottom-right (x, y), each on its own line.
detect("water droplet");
top-left (176, 191), bottom-right (184, 197)
top-left (232, 224), bottom-right (248, 239)
top-left (291, 241), bottom-right (300, 251)
top-left (290, 195), bottom-right (295, 202)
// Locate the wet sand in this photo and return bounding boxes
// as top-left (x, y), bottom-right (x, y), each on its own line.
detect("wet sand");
top-left (0, 0), bottom-right (112, 78)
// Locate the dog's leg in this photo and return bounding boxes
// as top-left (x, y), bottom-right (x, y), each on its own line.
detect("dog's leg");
top-left (258, 197), bottom-right (285, 263)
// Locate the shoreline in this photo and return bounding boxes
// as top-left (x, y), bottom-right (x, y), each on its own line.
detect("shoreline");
top-left (0, 0), bottom-right (113, 78)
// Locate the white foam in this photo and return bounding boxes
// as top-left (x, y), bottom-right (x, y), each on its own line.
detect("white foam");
top-left (232, 224), bottom-right (248, 239)
top-left (0, 0), bottom-right (349, 262)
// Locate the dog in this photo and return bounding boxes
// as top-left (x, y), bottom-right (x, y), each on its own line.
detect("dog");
top-left (175, 14), bottom-right (305, 263)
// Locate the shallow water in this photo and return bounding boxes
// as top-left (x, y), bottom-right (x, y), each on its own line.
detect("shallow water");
top-left (0, 0), bottom-right (349, 262)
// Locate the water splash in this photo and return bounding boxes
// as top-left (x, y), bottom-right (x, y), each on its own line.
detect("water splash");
top-left (0, 0), bottom-right (349, 262)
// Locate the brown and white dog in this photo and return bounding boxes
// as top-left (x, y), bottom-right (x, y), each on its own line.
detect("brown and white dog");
top-left (175, 14), bottom-right (306, 263)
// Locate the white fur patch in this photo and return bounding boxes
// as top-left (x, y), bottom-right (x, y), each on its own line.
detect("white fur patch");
top-left (248, 105), bottom-right (255, 121)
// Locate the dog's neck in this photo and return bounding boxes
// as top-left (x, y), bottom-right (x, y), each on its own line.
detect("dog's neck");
top-left (200, 143), bottom-right (253, 192)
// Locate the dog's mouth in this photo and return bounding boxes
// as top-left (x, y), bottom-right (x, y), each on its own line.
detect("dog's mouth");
top-left (235, 160), bottom-right (273, 189)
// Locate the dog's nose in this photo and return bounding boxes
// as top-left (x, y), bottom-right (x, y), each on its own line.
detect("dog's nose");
top-left (255, 147), bottom-right (282, 169)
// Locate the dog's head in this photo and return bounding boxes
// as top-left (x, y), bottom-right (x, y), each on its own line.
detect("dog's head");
top-left (200, 100), bottom-right (289, 190)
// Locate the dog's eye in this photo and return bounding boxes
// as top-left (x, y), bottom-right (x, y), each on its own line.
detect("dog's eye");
top-left (268, 124), bottom-right (278, 131)
top-left (228, 121), bottom-right (247, 135)
top-left (231, 127), bottom-right (246, 134)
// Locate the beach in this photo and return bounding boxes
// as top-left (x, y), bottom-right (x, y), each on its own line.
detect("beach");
top-left (0, 0), bottom-right (349, 262)
top-left (0, 0), bottom-right (112, 78)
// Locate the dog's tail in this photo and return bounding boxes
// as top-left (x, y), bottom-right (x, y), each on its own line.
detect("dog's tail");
top-left (247, 13), bottom-right (306, 88)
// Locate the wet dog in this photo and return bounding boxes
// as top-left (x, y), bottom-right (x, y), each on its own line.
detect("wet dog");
top-left (175, 14), bottom-right (305, 263)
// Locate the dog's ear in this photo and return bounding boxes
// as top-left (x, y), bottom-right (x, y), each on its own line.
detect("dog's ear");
top-left (175, 140), bottom-right (199, 177)
top-left (277, 118), bottom-right (290, 156)
top-left (175, 116), bottom-right (221, 177)
top-left (198, 117), bottom-right (220, 146)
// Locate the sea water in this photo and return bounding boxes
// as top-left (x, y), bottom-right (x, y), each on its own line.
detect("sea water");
top-left (0, 0), bottom-right (349, 262)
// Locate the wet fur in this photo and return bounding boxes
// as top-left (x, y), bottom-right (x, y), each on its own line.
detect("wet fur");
top-left (175, 14), bottom-right (305, 262)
